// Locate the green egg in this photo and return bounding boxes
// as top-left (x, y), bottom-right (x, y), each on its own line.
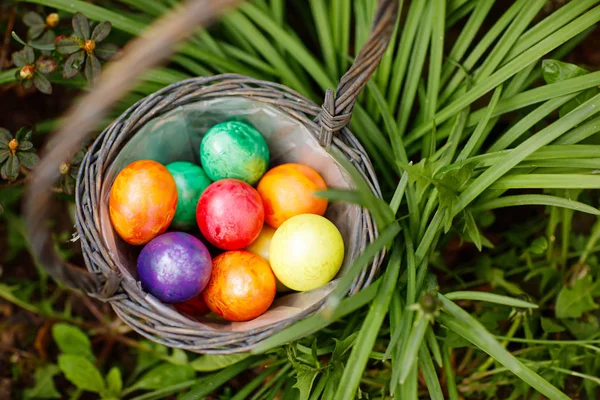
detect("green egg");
top-left (200, 121), bottom-right (270, 185)
top-left (166, 161), bottom-right (212, 229)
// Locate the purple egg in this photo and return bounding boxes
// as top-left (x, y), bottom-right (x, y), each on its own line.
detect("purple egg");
top-left (137, 232), bottom-right (212, 303)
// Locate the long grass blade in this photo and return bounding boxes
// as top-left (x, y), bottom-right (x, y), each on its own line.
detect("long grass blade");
top-left (441, 0), bottom-right (494, 85)
top-left (419, 345), bottom-right (445, 400)
top-left (454, 92), bottom-right (600, 214)
top-left (490, 174), bottom-right (600, 189)
top-left (387, 0), bottom-right (426, 111)
top-left (437, 295), bottom-right (570, 400)
top-left (333, 247), bottom-right (402, 400)
top-left (410, 4), bottom-right (600, 145)
top-left (472, 194), bottom-right (600, 216)
top-left (444, 291), bottom-right (539, 308)
top-left (397, 1), bottom-right (432, 137)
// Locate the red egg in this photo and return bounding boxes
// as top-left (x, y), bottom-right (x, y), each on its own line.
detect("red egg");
top-left (202, 251), bottom-right (276, 321)
top-left (174, 294), bottom-right (210, 317)
top-left (196, 179), bottom-right (264, 250)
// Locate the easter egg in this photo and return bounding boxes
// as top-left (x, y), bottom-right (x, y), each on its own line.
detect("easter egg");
top-left (257, 163), bottom-right (328, 228)
top-left (200, 121), bottom-right (270, 185)
top-left (137, 232), bottom-right (212, 303)
top-left (245, 224), bottom-right (291, 292)
top-left (269, 214), bottom-right (344, 291)
top-left (109, 160), bottom-right (178, 245)
top-left (202, 250), bottom-right (276, 321)
top-left (166, 161), bottom-right (212, 230)
top-left (196, 179), bottom-right (264, 250)
top-left (174, 293), bottom-right (210, 317)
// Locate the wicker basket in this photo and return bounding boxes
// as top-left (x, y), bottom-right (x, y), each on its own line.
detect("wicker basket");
top-left (26, 0), bottom-right (398, 353)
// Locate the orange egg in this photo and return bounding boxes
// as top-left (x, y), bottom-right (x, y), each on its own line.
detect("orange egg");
top-left (109, 160), bottom-right (178, 245)
top-left (257, 163), bottom-right (328, 228)
top-left (202, 251), bottom-right (276, 322)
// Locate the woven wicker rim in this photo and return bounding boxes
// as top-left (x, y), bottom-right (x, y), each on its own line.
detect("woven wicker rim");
top-left (75, 74), bottom-right (384, 353)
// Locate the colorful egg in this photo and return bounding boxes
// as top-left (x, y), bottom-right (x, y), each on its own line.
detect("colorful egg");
top-left (174, 293), bottom-right (210, 317)
top-left (137, 232), bottom-right (212, 303)
top-left (166, 161), bottom-right (212, 230)
top-left (109, 160), bottom-right (178, 245)
top-left (200, 121), bottom-right (270, 185)
top-left (202, 251), bottom-right (276, 321)
top-left (196, 179), bottom-right (264, 250)
top-left (269, 214), bottom-right (344, 291)
top-left (245, 224), bottom-right (291, 292)
top-left (257, 163), bottom-right (328, 228)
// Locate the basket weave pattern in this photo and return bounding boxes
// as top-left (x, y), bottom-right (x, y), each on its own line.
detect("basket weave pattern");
top-left (75, 75), bottom-right (384, 352)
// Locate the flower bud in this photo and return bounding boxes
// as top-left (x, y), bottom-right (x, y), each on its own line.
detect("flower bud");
top-left (8, 139), bottom-right (18, 153)
top-left (20, 65), bottom-right (35, 80)
top-left (59, 161), bottom-right (71, 175)
top-left (83, 40), bottom-right (95, 53)
top-left (46, 13), bottom-right (60, 28)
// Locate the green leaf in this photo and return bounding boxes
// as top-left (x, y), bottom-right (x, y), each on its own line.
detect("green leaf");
top-left (22, 78), bottom-right (34, 90)
top-left (63, 51), bottom-right (85, 79)
top-left (56, 39), bottom-right (81, 55)
top-left (0, 150), bottom-right (9, 164)
top-left (12, 51), bottom-right (27, 68)
top-left (541, 317), bottom-right (565, 334)
top-left (23, 46), bottom-right (35, 65)
top-left (84, 54), bottom-right (101, 84)
top-left (556, 275), bottom-right (599, 319)
top-left (95, 43), bottom-right (118, 60)
top-left (91, 21), bottom-right (111, 42)
top-left (190, 353), bottom-right (249, 372)
top-left (331, 332), bottom-right (358, 362)
top-left (444, 330), bottom-right (471, 349)
top-left (34, 73), bottom-right (52, 95)
top-left (0, 128), bottom-right (11, 145)
top-left (462, 210), bottom-right (483, 251)
top-left (23, 11), bottom-right (45, 27)
top-left (12, 31), bottom-right (55, 51)
top-left (58, 354), bottom-right (105, 393)
top-left (132, 363), bottom-right (194, 391)
top-left (72, 12), bottom-right (90, 40)
top-left (529, 237), bottom-right (548, 255)
top-left (1, 154), bottom-right (20, 181)
top-left (542, 59), bottom-right (589, 84)
top-left (51, 323), bottom-right (94, 360)
top-left (28, 24), bottom-right (45, 40)
top-left (105, 367), bottom-right (122, 396)
top-left (23, 364), bottom-right (61, 399)
top-left (563, 315), bottom-right (599, 340)
top-left (15, 126), bottom-right (32, 142)
top-left (17, 151), bottom-right (39, 169)
top-left (293, 365), bottom-right (319, 400)
top-left (18, 141), bottom-right (33, 151)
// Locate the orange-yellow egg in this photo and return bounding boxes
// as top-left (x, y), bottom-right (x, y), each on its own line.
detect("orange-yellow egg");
top-left (257, 163), bottom-right (328, 228)
top-left (109, 160), bottom-right (178, 245)
top-left (202, 251), bottom-right (276, 322)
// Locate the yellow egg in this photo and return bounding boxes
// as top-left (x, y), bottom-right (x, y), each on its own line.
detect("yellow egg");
top-left (245, 225), bottom-right (291, 292)
top-left (269, 214), bottom-right (344, 291)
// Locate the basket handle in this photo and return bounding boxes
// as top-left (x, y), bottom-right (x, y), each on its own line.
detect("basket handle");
top-left (23, 0), bottom-right (242, 298)
top-left (318, 0), bottom-right (399, 148)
